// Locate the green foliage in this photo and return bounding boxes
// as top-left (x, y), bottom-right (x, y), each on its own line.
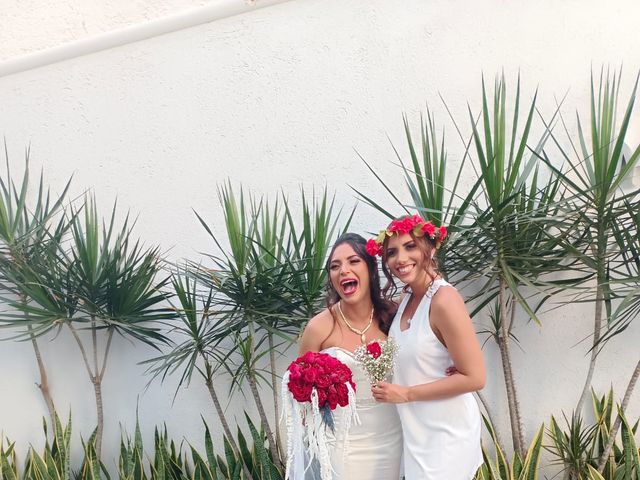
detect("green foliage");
top-left (547, 389), bottom-right (640, 479)
top-left (0, 412), bottom-right (281, 480)
top-left (474, 415), bottom-right (544, 480)
top-left (2, 71), bottom-right (640, 480)
top-left (147, 183), bottom-right (350, 470)
top-left (542, 70), bottom-right (640, 416)
top-left (353, 107), bottom-right (480, 273)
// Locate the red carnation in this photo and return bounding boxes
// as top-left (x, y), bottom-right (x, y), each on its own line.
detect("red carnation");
top-left (389, 218), bottom-right (413, 235)
top-left (366, 341), bottom-right (382, 358)
top-left (438, 225), bottom-right (448, 240)
top-left (388, 220), bottom-right (402, 234)
top-left (401, 217), bottom-right (414, 233)
top-left (422, 221), bottom-right (436, 238)
top-left (410, 215), bottom-right (424, 225)
top-left (365, 238), bottom-right (382, 257)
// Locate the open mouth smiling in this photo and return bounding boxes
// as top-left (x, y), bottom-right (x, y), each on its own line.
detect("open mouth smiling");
top-left (340, 278), bottom-right (359, 295)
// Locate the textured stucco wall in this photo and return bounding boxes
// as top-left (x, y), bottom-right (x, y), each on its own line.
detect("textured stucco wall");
top-left (0, 0), bottom-right (639, 474)
top-left (0, 0), bottom-right (213, 60)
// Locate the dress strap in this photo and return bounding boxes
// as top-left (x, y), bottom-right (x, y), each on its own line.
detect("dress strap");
top-left (425, 278), bottom-right (450, 299)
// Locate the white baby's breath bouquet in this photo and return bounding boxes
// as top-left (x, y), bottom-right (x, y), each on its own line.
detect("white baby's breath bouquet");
top-left (354, 338), bottom-right (399, 384)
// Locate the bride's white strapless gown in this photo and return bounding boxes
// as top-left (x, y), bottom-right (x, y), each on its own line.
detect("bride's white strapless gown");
top-left (318, 347), bottom-right (403, 479)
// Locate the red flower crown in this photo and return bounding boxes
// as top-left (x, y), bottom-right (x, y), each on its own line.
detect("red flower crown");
top-left (365, 215), bottom-right (448, 257)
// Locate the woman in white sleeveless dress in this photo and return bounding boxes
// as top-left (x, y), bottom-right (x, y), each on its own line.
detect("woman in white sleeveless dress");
top-left (369, 215), bottom-right (485, 479)
top-left (297, 233), bottom-right (402, 479)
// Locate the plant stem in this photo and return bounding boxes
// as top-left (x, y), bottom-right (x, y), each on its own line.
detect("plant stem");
top-left (498, 280), bottom-right (525, 458)
top-left (203, 360), bottom-right (252, 479)
top-left (29, 330), bottom-right (56, 421)
top-left (244, 320), bottom-right (282, 469)
top-left (19, 291), bottom-right (56, 425)
top-left (68, 319), bottom-right (108, 459)
top-left (268, 332), bottom-right (283, 460)
top-left (596, 357), bottom-right (640, 472)
top-left (576, 281), bottom-right (603, 414)
top-left (68, 323), bottom-right (95, 379)
top-left (247, 371), bottom-right (281, 468)
top-left (92, 378), bottom-right (104, 457)
top-left (204, 365), bottom-right (238, 449)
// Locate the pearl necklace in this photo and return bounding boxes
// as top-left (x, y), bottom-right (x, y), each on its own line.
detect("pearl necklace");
top-left (337, 302), bottom-right (374, 344)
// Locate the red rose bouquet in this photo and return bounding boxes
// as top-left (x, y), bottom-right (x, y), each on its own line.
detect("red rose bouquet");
top-left (282, 351), bottom-right (359, 480)
top-left (287, 351), bottom-right (355, 412)
top-left (354, 338), bottom-right (399, 384)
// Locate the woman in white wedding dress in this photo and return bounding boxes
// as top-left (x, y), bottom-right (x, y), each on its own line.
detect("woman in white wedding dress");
top-left (297, 233), bottom-right (403, 479)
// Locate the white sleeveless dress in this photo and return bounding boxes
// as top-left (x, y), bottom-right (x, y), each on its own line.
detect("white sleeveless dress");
top-left (308, 347), bottom-right (403, 479)
top-left (390, 279), bottom-right (482, 479)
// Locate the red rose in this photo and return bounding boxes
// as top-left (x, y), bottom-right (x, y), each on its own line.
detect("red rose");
top-left (365, 238), bottom-right (382, 257)
top-left (335, 364), bottom-right (351, 383)
top-left (300, 351), bottom-right (317, 365)
top-left (316, 372), bottom-right (331, 389)
top-left (438, 225), bottom-right (448, 240)
top-left (388, 221), bottom-right (399, 234)
top-left (335, 383), bottom-right (349, 407)
top-left (289, 381), bottom-right (312, 402)
top-left (286, 351), bottom-right (354, 410)
top-left (402, 218), bottom-right (414, 233)
top-left (366, 341), bottom-right (382, 358)
top-left (288, 363), bottom-right (302, 380)
top-left (303, 368), bottom-right (318, 383)
top-left (317, 388), bottom-right (327, 407)
top-left (325, 356), bottom-right (339, 368)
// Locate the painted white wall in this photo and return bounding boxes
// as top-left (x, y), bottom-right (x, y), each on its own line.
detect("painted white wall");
top-left (1, 0), bottom-right (639, 474)
top-left (0, 0), bottom-right (211, 60)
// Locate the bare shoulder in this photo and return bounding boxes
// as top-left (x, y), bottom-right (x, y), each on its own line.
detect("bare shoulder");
top-left (299, 308), bottom-right (336, 353)
top-left (430, 285), bottom-right (469, 321)
top-left (304, 308), bottom-right (335, 336)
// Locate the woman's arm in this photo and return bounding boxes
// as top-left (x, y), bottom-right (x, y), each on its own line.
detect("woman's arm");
top-left (372, 287), bottom-right (485, 403)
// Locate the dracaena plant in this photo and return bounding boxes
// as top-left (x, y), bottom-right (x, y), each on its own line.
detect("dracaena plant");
top-left (594, 197), bottom-right (640, 472)
top-left (0, 144), bottom-right (72, 426)
top-left (541, 69), bottom-right (640, 418)
top-left (448, 74), bottom-right (575, 459)
top-left (359, 76), bottom-right (569, 458)
top-left (354, 108), bottom-right (480, 273)
top-left (144, 267), bottom-right (253, 479)
top-left (0, 195), bottom-right (174, 459)
top-left (190, 183), bottom-right (285, 468)
top-left (159, 183), bottom-right (349, 471)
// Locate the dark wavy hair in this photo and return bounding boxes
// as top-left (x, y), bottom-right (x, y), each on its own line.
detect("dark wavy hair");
top-left (380, 216), bottom-right (441, 300)
top-left (325, 232), bottom-right (397, 334)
